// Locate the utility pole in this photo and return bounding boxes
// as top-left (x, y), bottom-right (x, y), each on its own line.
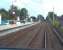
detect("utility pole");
top-left (11, 0), bottom-right (16, 24)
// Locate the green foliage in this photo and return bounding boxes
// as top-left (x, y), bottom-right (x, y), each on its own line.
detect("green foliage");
top-left (47, 12), bottom-right (57, 20)
top-left (9, 5), bottom-right (20, 20)
top-left (48, 12), bottom-right (54, 20)
top-left (20, 8), bottom-right (28, 20)
top-left (37, 14), bottom-right (44, 21)
top-left (0, 5), bottom-right (29, 20)
top-left (0, 9), bottom-right (9, 20)
top-left (52, 19), bottom-right (60, 28)
top-left (47, 11), bottom-right (60, 28)
top-left (31, 16), bottom-right (37, 22)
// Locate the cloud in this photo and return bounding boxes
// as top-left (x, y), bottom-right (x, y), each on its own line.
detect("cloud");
top-left (1, 0), bottom-right (63, 18)
top-left (12, 0), bottom-right (44, 16)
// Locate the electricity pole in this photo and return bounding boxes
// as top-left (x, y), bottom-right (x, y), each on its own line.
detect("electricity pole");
top-left (11, 0), bottom-right (16, 24)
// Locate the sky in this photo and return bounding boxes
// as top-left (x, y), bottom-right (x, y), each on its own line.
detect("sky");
top-left (0, 0), bottom-right (63, 19)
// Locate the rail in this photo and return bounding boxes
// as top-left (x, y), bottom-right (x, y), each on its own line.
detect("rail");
top-left (44, 32), bottom-right (47, 48)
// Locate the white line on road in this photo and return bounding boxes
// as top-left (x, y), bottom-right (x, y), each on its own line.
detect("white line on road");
top-left (45, 32), bottom-right (47, 48)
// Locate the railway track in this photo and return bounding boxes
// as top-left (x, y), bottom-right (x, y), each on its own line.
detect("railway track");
top-left (0, 22), bottom-right (41, 48)
top-left (0, 21), bottom-right (62, 48)
top-left (26, 22), bottom-right (48, 48)
top-left (27, 23), bottom-right (45, 48)
top-left (45, 22), bottom-right (63, 48)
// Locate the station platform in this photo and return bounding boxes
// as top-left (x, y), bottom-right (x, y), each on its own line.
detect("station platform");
top-left (0, 22), bottom-right (33, 31)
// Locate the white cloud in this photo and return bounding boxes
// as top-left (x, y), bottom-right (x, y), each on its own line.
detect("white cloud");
top-left (10, 0), bottom-right (63, 18)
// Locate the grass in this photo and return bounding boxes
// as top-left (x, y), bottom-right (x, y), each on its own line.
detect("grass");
top-left (48, 17), bottom-right (60, 28)
top-left (48, 17), bottom-right (63, 33)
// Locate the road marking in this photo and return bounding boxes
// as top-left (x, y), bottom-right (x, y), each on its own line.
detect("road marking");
top-left (45, 32), bottom-right (47, 48)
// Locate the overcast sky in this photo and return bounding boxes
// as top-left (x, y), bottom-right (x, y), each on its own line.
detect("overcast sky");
top-left (0, 0), bottom-right (63, 18)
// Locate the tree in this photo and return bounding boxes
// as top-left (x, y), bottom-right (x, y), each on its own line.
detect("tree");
top-left (47, 12), bottom-right (57, 20)
top-left (9, 5), bottom-right (20, 20)
top-left (20, 8), bottom-right (28, 20)
top-left (37, 14), bottom-right (44, 21)
top-left (0, 9), bottom-right (9, 20)
top-left (48, 12), bottom-right (53, 20)
top-left (31, 16), bottom-right (37, 22)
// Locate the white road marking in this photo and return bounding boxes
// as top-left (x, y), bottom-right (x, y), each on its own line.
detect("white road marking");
top-left (45, 32), bottom-right (47, 48)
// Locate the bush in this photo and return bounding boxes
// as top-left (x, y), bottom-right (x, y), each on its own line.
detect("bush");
top-left (59, 26), bottom-right (63, 33)
top-left (53, 20), bottom-right (60, 28)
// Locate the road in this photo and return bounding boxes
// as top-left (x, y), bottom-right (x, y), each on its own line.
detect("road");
top-left (0, 21), bottom-right (62, 48)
